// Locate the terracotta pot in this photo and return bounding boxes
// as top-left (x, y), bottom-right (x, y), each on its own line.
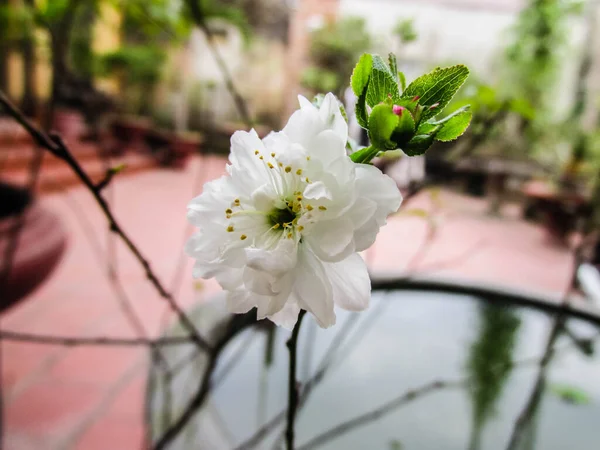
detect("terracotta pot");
top-left (0, 183), bottom-right (68, 312)
top-left (111, 116), bottom-right (152, 154)
top-left (169, 132), bottom-right (203, 169)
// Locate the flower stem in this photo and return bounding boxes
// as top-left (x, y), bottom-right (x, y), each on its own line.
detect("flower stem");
top-left (286, 309), bottom-right (307, 450)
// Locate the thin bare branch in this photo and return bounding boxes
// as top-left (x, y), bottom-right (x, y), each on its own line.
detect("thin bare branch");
top-left (0, 330), bottom-right (194, 347)
top-left (185, 0), bottom-right (253, 127)
top-left (0, 90), bottom-right (212, 354)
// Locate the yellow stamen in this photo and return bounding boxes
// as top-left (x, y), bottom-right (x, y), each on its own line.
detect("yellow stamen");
top-left (225, 208), bottom-right (233, 214)
top-left (287, 232), bottom-right (293, 239)
top-left (271, 152), bottom-right (276, 157)
top-left (285, 166), bottom-right (292, 173)
top-left (297, 225), bottom-right (304, 232)
top-left (234, 198), bottom-right (240, 205)
top-left (296, 169), bottom-right (303, 175)
top-left (279, 162), bottom-right (283, 167)
top-left (268, 162), bottom-right (274, 169)
top-left (227, 225), bottom-right (234, 232)
top-left (272, 223), bottom-right (280, 229)
top-left (319, 206), bottom-right (327, 211)
top-left (306, 156), bottom-right (311, 161)
top-left (259, 155), bottom-right (264, 160)
top-left (254, 150), bottom-right (259, 155)
top-left (306, 205), bottom-right (314, 211)
top-left (240, 234), bottom-right (247, 240)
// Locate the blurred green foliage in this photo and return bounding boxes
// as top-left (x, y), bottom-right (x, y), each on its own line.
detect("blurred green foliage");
top-left (393, 18), bottom-right (417, 44)
top-left (302, 17), bottom-right (372, 96)
top-left (467, 304), bottom-right (521, 450)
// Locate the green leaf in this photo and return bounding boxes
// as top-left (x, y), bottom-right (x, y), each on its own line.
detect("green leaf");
top-left (398, 71), bottom-right (407, 92)
top-left (366, 55), bottom-right (401, 107)
top-left (355, 84), bottom-right (369, 129)
top-left (402, 65), bottom-right (470, 121)
top-left (550, 384), bottom-right (592, 405)
top-left (388, 53), bottom-right (398, 83)
top-left (349, 145), bottom-right (380, 164)
top-left (351, 53), bottom-right (373, 96)
top-left (404, 134), bottom-right (435, 156)
top-left (368, 104), bottom-right (400, 150)
top-left (434, 109), bottom-right (472, 142)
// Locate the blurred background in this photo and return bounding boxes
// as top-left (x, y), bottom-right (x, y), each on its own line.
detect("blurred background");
top-left (1, 0), bottom-right (600, 449)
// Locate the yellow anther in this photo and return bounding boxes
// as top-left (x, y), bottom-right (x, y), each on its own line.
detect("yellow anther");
top-left (296, 196), bottom-right (302, 201)
top-left (296, 169), bottom-right (303, 175)
top-left (287, 232), bottom-right (293, 239)
top-left (271, 152), bottom-right (276, 157)
top-left (297, 225), bottom-right (304, 232)
top-left (305, 177), bottom-right (310, 183)
top-left (240, 234), bottom-right (247, 240)
top-left (272, 223), bottom-right (280, 229)
top-left (255, 150), bottom-right (259, 155)
top-left (285, 166), bottom-right (292, 173)
top-left (306, 205), bottom-right (314, 211)
top-left (279, 162), bottom-right (283, 167)
top-left (225, 208), bottom-right (233, 214)
top-left (227, 225), bottom-right (234, 232)
top-left (319, 206), bottom-right (327, 211)
top-left (268, 162), bottom-right (274, 169)
top-left (306, 156), bottom-right (311, 161)
top-left (234, 198), bottom-right (240, 205)
top-left (226, 214), bottom-right (232, 219)
top-left (259, 155), bottom-right (264, 160)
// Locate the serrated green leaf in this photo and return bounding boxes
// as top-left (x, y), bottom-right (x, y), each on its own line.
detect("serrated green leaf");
top-left (402, 65), bottom-right (469, 121)
top-left (550, 384), bottom-right (592, 405)
top-left (388, 53), bottom-right (398, 83)
top-left (368, 104), bottom-right (400, 150)
top-left (398, 71), bottom-right (406, 92)
top-left (351, 53), bottom-right (373, 96)
top-left (366, 55), bottom-right (401, 107)
top-left (349, 145), bottom-right (380, 164)
top-left (404, 134), bottom-right (435, 156)
top-left (434, 110), bottom-right (472, 142)
top-left (355, 83), bottom-right (369, 129)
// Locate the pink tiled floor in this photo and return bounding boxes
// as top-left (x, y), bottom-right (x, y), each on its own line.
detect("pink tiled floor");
top-left (1, 155), bottom-right (573, 449)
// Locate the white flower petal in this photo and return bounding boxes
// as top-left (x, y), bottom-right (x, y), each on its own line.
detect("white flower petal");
top-left (309, 130), bottom-right (347, 168)
top-left (268, 299), bottom-right (300, 330)
top-left (303, 181), bottom-right (332, 201)
top-left (294, 247), bottom-right (335, 328)
top-left (246, 238), bottom-right (297, 274)
top-left (306, 218), bottom-right (355, 262)
top-left (227, 290), bottom-right (256, 314)
top-left (318, 93), bottom-right (348, 142)
top-left (323, 253), bottom-right (371, 312)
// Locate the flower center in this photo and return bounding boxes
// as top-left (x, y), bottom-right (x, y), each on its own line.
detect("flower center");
top-left (268, 206), bottom-right (297, 229)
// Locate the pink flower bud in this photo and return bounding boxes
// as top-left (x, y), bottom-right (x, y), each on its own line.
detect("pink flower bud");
top-left (411, 95), bottom-right (420, 102)
top-left (393, 105), bottom-right (405, 116)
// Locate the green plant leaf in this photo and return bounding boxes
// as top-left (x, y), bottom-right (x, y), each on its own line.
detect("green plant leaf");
top-left (366, 55), bottom-right (401, 107)
top-left (404, 134), bottom-right (435, 156)
top-left (434, 109), bottom-right (472, 142)
top-left (388, 53), bottom-right (399, 83)
top-left (355, 84), bottom-right (369, 129)
top-left (351, 53), bottom-right (373, 97)
top-left (402, 65), bottom-right (470, 121)
top-left (398, 71), bottom-right (407, 92)
top-left (368, 104), bottom-right (400, 150)
top-left (550, 384), bottom-right (592, 405)
top-left (349, 145), bottom-right (380, 164)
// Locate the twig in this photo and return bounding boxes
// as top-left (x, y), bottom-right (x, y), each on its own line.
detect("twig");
top-left (0, 330), bottom-right (194, 347)
top-left (285, 310), bottom-right (307, 450)
top-left (0, 90), bottom-right (212, 354)
top-left (296, 379), bottom-right (464, 450)
top-left (185, 0), bottom-right (253, 127)
top-left (153, 311), bottom-right (257, 449)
